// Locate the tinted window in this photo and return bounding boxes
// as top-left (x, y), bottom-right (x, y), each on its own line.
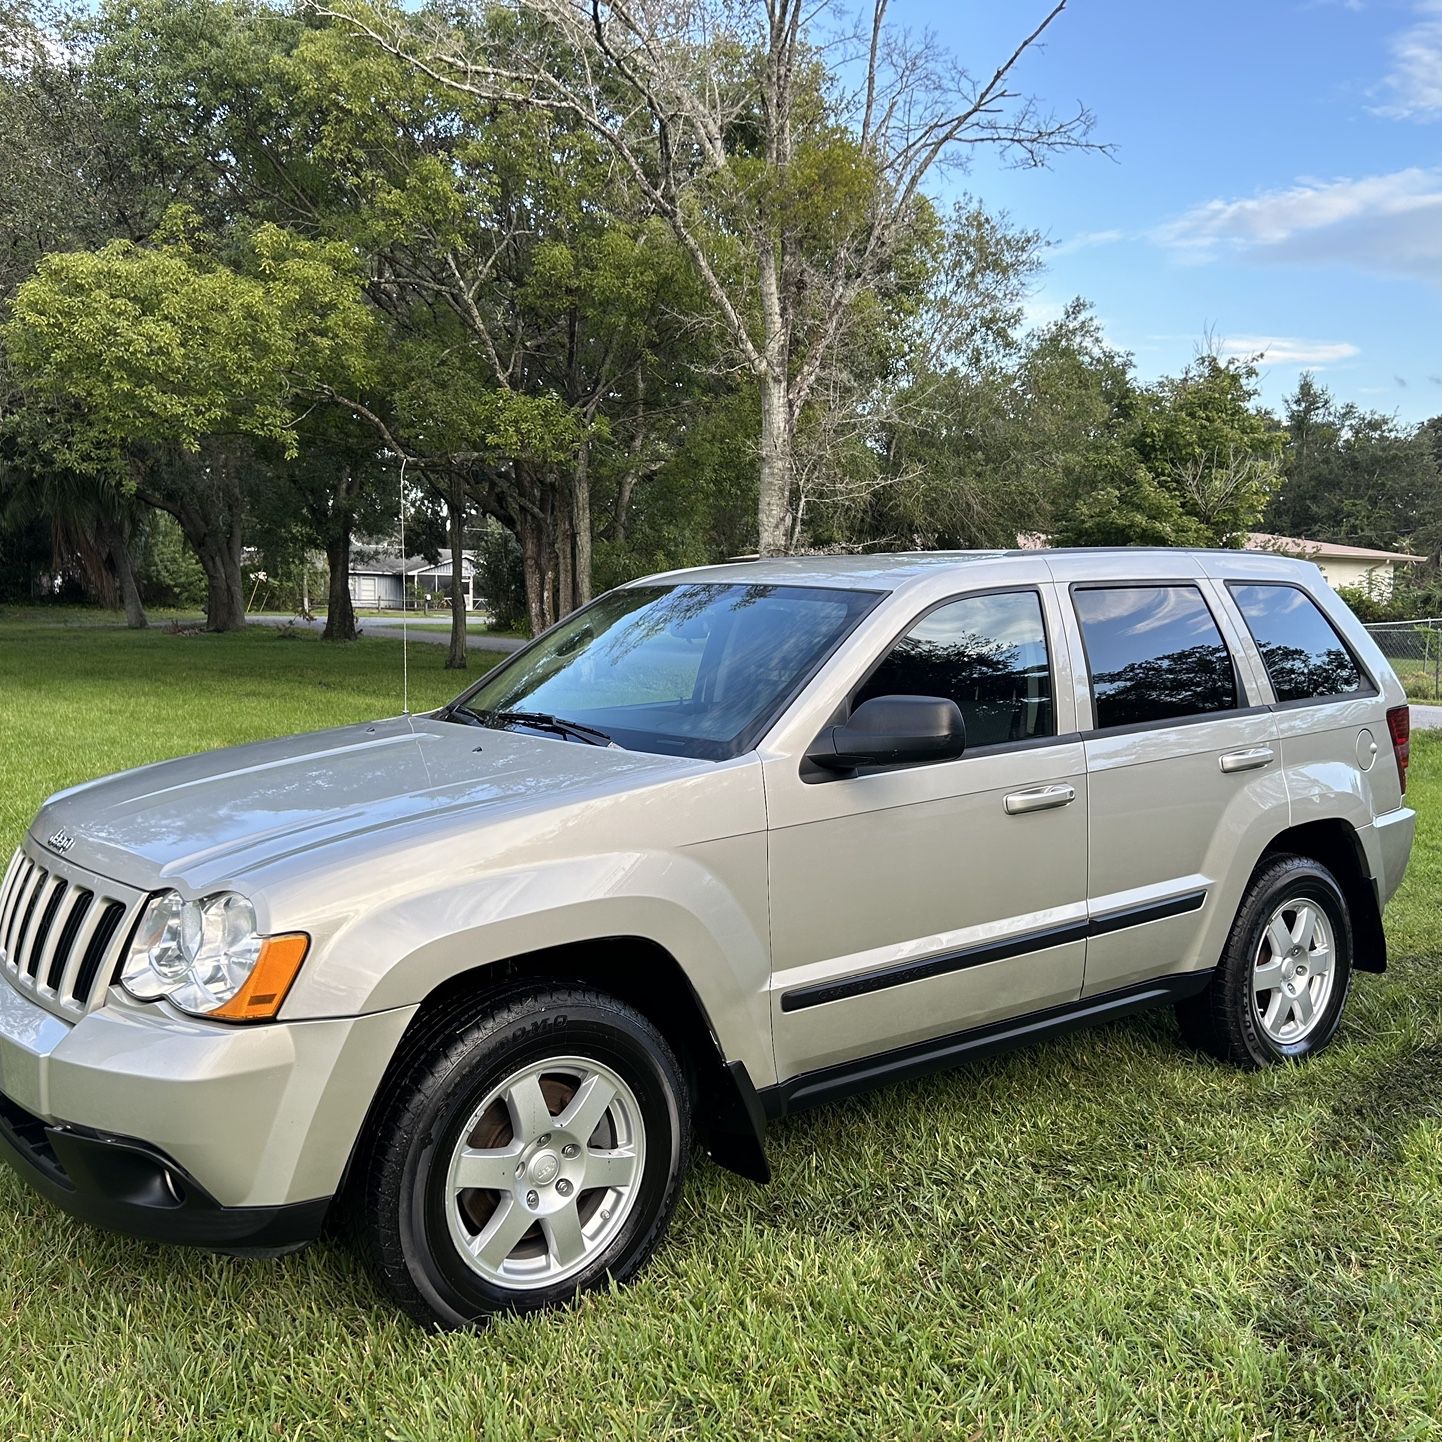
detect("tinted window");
top-left (455, 582), bottom-right (878, 760)
top-left (855, 590), bottom-right (1054, 747)
top-left (1231, 583), bottom-right (1366, 702)
top-left (1075, 585), bottom-right (1238, 729)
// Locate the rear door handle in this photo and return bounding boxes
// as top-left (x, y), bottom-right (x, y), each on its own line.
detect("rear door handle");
top-left (1219, 746), bottom-right (1275, 773)
top-left (1003, 783), bottom-right (1077, 815)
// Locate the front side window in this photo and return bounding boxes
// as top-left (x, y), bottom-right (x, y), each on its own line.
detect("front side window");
top-left (450, 582), bottom-right (879, 760)
top-left (1230, 583), bottom-right (1367, 702)
top-left (854, 590), bottom-right (1054, 747)
top-left (1074, 585), bottom-right (1238, 730)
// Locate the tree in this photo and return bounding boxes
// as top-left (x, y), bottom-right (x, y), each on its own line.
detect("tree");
top-left (1266, 374), bottom-right (1441, 565)
top-left (3, 214), bottom-right (378, 629)
top-left (1054, 352), bottom-right (1281, 548)
top-left (314, 0), bottom-right (1098, 555)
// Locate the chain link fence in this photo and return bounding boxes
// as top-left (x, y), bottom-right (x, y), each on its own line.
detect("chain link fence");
top-left (1365, 619), bottom-right (1442, 702)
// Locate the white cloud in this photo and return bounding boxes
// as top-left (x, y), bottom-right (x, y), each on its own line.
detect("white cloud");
top-left (1048, 228), bottom-right (1125, 257)
top-left (1152, 169), bottom-right (1442, 280)
top-left (1216, 335), bottom-right (1361, 365)
top-left (1374, 1), bottom-right (1442, 120)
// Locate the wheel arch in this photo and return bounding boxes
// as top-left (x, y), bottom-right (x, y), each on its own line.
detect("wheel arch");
top-left (342, 938), bottom-right (771, 1197)
top-left (1260, 818), bottom-right (1386, 973)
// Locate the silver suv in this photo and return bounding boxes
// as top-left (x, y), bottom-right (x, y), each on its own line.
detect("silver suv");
top-left (0, 549), bottom-right (1416, 1327)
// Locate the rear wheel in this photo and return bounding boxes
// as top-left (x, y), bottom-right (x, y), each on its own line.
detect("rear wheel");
top-left (354, 985), bottom-right (691, 1328)
top-left (1177, 855), bottom-right (1353, 1068)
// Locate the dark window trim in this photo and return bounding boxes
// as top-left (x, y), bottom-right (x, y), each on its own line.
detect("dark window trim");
top-left (443, 581), bottom-right (889, 763)
top-left (779, 888), bottom-right (1207, 1012)
top-left (1069, 580), bottom-right (1248, 732)
top-left (1222, 578), bottom-right (1379, 704)
top-left (825, 582), bottom-right (1060, 752)
top-left (1078, 704), bottom-right (1270, 742)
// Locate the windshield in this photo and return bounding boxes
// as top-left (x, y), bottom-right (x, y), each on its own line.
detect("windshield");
top-left (447, 582), bottom-right (880, 760)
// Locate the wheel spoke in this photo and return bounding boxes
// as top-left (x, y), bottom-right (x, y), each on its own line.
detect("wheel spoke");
top-left (557, 1071), bottom-right (618, 1144)
top-left (542, 1202), bottom-right (587, 1268)
top-left (1253, 958), bottom-right (1285, 993)
top-left (1308, 944), bottom-right (1334, 978)
top-left (471, 1194), bottom-right (534, 1270)
top-left (1293, 984), bottom-right (1316, 1027)
top-left (1266, 916), bottom-right (1293, 962)
top-left (452, 1143), bottom-right (523, 1192)
top-left (1291, 905), bottom-right (1317, 951)
top-left (1263, 989), bottom-right (1291, 1034)
top-left (583, 1146), bottom-right (640, 1191)
top-left (505, 1073), bottom-right (553, 1143)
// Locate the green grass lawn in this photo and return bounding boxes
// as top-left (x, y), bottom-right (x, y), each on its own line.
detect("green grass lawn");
top-left (1, 617), bottom-right (1440, 1440)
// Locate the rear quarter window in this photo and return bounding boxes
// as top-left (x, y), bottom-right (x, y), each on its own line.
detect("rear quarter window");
top-left (1229, 583), bottom-right (1369, 703)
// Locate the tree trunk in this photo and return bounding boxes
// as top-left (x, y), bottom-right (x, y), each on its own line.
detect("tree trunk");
top-left (756, 239), bottom-right (793, 557)
top-left (113, 534), bottom-right (148, 629)
top-left (446, 472), bottom-right (468, 670)
top-left (757, 367), bottom-right (793, 556)
top-left (572, 439), bottom-right (592, 609)
top-left (97, 516), bottom-right (148, 629)
top-left (556, 497), bottom-right (575, 619)
top-left (520, 511), bottom-right (548, 638)
top-left (131, 448), bottom-right (246, 630)
top-left (184, 513), bottom-right (246, 632)
top-left (323, 529), bottom-right (357, 641)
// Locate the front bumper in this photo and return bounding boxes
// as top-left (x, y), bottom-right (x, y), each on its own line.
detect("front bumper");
top-left (0, 1088), bottom-right (328, 1253)
top-left (0, 972), bottom-right (416, 1225)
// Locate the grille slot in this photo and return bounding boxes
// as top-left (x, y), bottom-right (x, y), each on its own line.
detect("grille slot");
top-left (26, 878), bottom-right (68, 979)
top-left (73, 901), bottom-right (127, 1004)
top-left (46, 889), bottom-right (93, 991)
top-left (0, 847), bottom-right (140, 1015)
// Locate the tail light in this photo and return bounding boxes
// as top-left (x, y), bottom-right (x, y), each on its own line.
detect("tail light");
top-left (1386, 705), bottom-right (1411, 795)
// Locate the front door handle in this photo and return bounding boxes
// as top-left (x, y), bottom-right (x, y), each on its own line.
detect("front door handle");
top-left (1219, 746), bottom-right (1275, 774)
top-left (1003, 783), bottom-right (1077, 815)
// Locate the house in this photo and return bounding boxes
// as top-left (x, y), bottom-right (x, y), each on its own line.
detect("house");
top-left (1244, 533), bottom-right (1425, 601)
top-left (347, 551), bottom-right (481, 610)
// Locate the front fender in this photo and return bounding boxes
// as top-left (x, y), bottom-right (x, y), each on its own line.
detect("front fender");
top-left (280, 835), bottom-right (776, 1089)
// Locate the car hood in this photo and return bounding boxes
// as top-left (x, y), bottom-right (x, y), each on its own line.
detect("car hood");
top-left (30, 716), bottom-right (706, 892)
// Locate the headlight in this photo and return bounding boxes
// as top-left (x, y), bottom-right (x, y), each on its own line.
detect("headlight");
top-left (121, 890), bottom-right (309, 1022)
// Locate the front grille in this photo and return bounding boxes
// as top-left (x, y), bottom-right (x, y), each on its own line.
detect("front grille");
top-left (0, 846), bottom-right (143, 1016)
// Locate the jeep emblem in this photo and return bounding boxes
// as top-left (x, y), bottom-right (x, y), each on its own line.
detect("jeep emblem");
top-left (46, 829), bottom-right (76, 856)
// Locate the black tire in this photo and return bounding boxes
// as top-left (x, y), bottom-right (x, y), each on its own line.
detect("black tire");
top-left (1177, 854), bottom-right (1354, 1068)
top-left (352, 983), bottom-right (691, 1329)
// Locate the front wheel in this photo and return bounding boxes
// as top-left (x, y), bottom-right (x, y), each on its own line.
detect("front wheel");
top-left (1177, 854), bottom-right (1354, 1068)
top-left (354, 985), bottom-right (691, 1328)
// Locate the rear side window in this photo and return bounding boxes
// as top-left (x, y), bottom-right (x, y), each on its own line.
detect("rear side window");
top-left (1230, 583), bottom-right (1367, 702)
top-left (1074, 585), bottom-right (1238, 729)
top-left (855, 590), bottom-right (1054, 747)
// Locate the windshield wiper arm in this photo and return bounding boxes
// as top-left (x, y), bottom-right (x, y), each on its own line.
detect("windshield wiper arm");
top-left (471, 709), bottom-right (617, 747)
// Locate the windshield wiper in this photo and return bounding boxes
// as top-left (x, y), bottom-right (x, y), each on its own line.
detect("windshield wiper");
top-left (468, 709), bottom-right (617, 747)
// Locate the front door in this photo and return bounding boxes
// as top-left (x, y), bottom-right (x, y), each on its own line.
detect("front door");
top-left (765, 585), bottom-right (1089, 1080)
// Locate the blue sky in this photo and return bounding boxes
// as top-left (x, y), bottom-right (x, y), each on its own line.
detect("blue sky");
top-left (909, 0), bottom-right (1442, 423)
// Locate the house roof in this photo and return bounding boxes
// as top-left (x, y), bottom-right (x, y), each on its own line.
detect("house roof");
top-left (350, 551), bottom-right (477, 577)
top-left (1245, 533), bottom-right (1426, 565)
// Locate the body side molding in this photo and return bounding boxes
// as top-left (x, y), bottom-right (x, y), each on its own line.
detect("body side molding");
top-left (779, 890), bottom-right (1207, 1013)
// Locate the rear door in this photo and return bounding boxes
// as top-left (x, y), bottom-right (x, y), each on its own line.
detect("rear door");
top-left (1221, 578), bottom-right (1396, 822)
top-left (1057, 567), bottom-right (1285, 996)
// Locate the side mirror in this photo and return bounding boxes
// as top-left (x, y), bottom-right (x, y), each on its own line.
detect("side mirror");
top-left (806, 694), bottom-right (966, 773)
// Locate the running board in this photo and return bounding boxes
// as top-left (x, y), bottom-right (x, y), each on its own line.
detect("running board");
top-left (760, 971), bottom-right (1215, 1121)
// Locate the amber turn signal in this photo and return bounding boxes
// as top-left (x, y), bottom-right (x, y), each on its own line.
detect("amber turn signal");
top-left (209, 933), bottom-right (310, 1022)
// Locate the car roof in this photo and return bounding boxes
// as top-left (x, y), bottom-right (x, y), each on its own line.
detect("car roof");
top-left (632, 547), bottom-right (1324, 594)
